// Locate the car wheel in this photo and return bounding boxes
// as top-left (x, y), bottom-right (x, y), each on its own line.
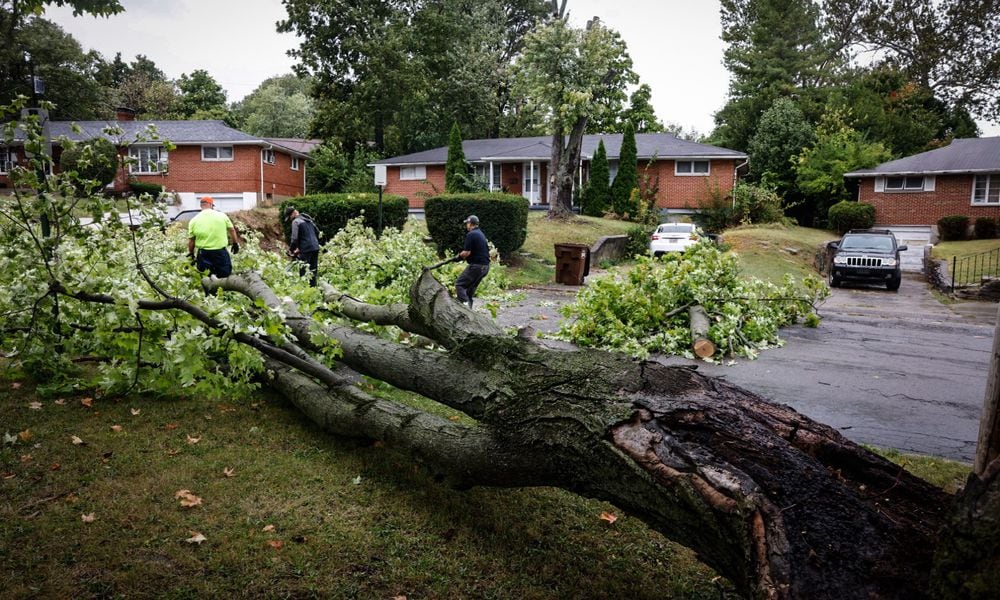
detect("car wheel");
top-left (887, 276), bottom-right (901, 291)
top-left (828, 271), bottom-right (840, 288)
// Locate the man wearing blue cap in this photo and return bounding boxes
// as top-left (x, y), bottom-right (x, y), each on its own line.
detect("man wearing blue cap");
top-left (455, 215), bottom-right (490, 308)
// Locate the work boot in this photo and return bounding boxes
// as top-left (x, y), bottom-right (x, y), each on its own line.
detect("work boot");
top-left (467, 299), bottom-right (474, 309)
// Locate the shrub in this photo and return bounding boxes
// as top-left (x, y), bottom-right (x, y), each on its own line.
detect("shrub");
top-left (59, 138), bottom-right (118, 191)
top-left (696, 181), bottom-right (788, 232)
top-left (625, 224), bottom-right (654, 258)
top-left (828, 201), bottom-right (876, 234)
top-left (424, 193), bottom-right (528, 257)
top-left (974, 217), bottom-right (998, 239)
top-left (581, 140), bottom-right (610, 217)
top-left (937, 215), bottom-right (970, 241)
top-left (610, 122), bottom-right (638, 216)
top-left (280, 193), bottom-right (408, 244)
top-left (128, 181), bottom-right (165, 197)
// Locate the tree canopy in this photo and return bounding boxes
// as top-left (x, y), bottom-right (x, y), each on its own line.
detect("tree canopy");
top-left (230, 73), bottom-right (315, 138)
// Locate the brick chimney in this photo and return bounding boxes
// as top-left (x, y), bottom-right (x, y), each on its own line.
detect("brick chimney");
top-left (115, 107), bottom-right (136, 122)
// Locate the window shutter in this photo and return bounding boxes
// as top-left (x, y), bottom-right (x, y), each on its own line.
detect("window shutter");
top-left (874, 177), bottom-right (884, 192)
top-left (924, 175), bottom-right (935, 191)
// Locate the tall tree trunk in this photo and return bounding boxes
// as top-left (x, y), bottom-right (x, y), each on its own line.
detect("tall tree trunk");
top-left (976, 304), bottom-right (1000, 475)
top-left (201, 271), bottom-right (954, 599)
top-left (549, 116), bottom-right (588, 216)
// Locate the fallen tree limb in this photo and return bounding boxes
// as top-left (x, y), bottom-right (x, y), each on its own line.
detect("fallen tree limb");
top-left (203, 270), bottom-right (950, 599)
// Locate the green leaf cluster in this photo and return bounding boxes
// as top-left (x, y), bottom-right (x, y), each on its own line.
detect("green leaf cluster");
top-left (556, 243), bottom-right (828, 360)
top-left (581, 140), bottom-right (610, 216)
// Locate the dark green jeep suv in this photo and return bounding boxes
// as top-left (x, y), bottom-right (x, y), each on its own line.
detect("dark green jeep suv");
top-left (829, 229), bottom-right (908, 291)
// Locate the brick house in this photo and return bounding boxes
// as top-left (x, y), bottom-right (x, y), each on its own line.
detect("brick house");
top-left (373, 134), bottom-right (748, 212)
top-left (0, 111), bottom-right (314, 213)
top-left (844, 137), bottom-right (1000, 227)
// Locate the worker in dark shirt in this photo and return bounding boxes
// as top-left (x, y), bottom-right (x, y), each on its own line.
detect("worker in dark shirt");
top-left (284, 205), bottom-right (321, 287)
top-left (455, 215), bottom-right (490, 309)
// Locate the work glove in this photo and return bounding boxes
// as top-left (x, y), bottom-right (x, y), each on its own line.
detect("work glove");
top-left (231, 243), bottom-right (240, 254)
top-left (187, 252), bottom-right (196, 266)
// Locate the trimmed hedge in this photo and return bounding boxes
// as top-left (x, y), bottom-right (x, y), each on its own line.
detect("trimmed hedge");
top-left (937, 215), bottom-right (969, 241)
top-left (974, 217), bottom-right (998, 240)
top-left (279, 193), bottom-right (408, 244)
top-left (128, 181), bottom-right (165, 196)
top-left (425, 193), bottom-right (528, 257)
top-left (827, 200), bottom-right (875, 234)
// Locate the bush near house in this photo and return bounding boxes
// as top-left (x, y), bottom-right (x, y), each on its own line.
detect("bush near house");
top-left (280, 193), bottom-right (408, 243)
top-left (827, 200), bottom-right (876, 234)
top-left (425, 193), bottom-right (528, 258)
top-left (127, 181), bottom-right (165, 197)
top-left (58, 138), bottom-right (118, 191)
top-left (938, 215), bottom-right (970, 241)
top-left (974, 217), bottom-right (998, 240)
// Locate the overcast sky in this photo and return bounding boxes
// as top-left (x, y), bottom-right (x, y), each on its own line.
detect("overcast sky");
top-left (48, 0), bottom-right (998, 137)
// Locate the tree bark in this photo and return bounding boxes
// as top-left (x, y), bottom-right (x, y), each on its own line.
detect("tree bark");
top-left (975, 303), bottom-right (1000, 475)
top-left (204, 270), bottom-right (953, 600)
top-left (689, 305), bottom-right (716, 358)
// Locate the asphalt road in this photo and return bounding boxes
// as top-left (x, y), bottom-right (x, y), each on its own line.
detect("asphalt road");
top-left (495, 273), bottom-right (997, 462)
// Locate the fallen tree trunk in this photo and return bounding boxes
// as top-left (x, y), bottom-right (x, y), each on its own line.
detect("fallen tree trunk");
top-left (689, 304), bottom-right (716, 358)
top-left (205, 270), bottom-right (952, 599)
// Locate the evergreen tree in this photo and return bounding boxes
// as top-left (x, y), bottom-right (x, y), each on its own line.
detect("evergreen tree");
top-left (623, 84), bottom-right (664, 133)
top-left (582, 139), bottom-right (609, 216)
top-left (445, 122), bottom-right (470, 193)
top-left (747, 97), bottom-right (814, 195)
top-left (611, 122), bottom-right (638, 217)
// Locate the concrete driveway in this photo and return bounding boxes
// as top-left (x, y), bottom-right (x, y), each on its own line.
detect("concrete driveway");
top-left (495, 273), bottom-right (996, 462)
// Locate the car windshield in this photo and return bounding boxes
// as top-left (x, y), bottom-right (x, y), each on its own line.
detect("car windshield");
top-left (657, 224), bottom-right (694, 234)
top-left (840, 235), bottom-right (894, 251)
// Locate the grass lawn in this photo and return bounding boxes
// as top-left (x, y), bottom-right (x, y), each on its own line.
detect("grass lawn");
top-left (932, 238), bottom-right (1000, 283)
top-left (1, 372), bottom-right (725, 599)
top-left (721, 224), bottom-right (837, 284)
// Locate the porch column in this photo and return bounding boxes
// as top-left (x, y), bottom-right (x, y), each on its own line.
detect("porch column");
top-left (489, 162), bottom-right (494, 192)
top-left (530, 160), bottom-right (535, 203)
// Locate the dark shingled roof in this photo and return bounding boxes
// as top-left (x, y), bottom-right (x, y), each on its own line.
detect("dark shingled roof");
top-left (46, 120), bottom-right (263, 144)
top-left (374, 133), bottom-right (746, 165)
top-left (844, 137), bottom-right (1000, 177)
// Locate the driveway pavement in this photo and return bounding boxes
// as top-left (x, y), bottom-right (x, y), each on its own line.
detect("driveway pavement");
top-left (494, 273), bottom-right (996, 462)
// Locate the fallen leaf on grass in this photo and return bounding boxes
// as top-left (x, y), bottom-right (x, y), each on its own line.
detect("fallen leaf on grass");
top-left (130, 408), bottom-right (141, 416)
top-left (18, 430), bottom-right (32, 442)
top-left (2, 472), bottom-right (15, 479)
top-left (186, 434), bottom-right (201, 445)
top-left (393, 595), bottom-right (408, 600)
top-left (167, 449), bottom-right (181, 456)
top-left (28, 401), bottom-right (42, 410)
top-left (110, 425), bottom-right (123, 433)
top-left (222, 467), bottom-right (235, 478)
top-left (71, 435), bottom-right (85, 446)
top-left (54, 399), bottom-right (65, 405)
top-left (164, 423), bottom-right (178, 431)
top-left (19, 454), bottom-right (32, 463)
top-left (80, 397), bottom-right (93, 408)
top-left (11, 382), bottom-right (21, 389)
top-left (262, 524), bottom-right (275, 532)
top-left (266, 540), bottom-right (284, 550)
top-left (448, 415), bottom-right (461, 422)
top-left (352, 475), bottom-right (362, 485)
top-left (599, 512), bottom-right (618, 524)
top-left (174, 490), bottom-right (202, 508)
top-left (185, 532), bottom-right (207, 545)
top-left (81, 513), bottom-right (96, 523)
top-left (4, 432), bottom-right (18, 445)
top-left (50, 463), bottom-right (60, 470)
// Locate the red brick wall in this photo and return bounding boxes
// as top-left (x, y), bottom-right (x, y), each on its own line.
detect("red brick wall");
top-left (117, 145), bottom-right (304, 199)
top-left (0, 146), bottom-right (26, 189)
top-left (383, 165), bottom-right (445, 208)
top-left (641, 159), bottom-right (739, 209)
top-left (859, 174), bottom-right (1000, 225)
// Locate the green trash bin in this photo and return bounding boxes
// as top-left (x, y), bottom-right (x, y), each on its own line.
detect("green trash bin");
top-left (554, 243), bottom-right (591, 285)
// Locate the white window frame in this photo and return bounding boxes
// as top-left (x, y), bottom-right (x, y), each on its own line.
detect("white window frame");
top-left (0, 146), bottom-right (15, 174)
top-left (290, 156), bottom-right (300, 171)
top-left (262, 148), bottom-right (276, 165)
top-left (972, 174), bottom-right (1000, 205)
top-left (474, 163), bottom-right (502, 190)
top-left (884, 175), bottom-right (925, 191)
top-left (399, 165), bottom-right (427, 181)
top-left (201, 145), bottom-right (234, 162)
top-left (128, 145), bottom-right (167, 174)
top-left (675, 160), bottom-right (710, 176)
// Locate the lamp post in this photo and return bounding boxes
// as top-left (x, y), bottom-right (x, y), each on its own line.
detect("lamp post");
top-left (374, 164), bottom-right (387, 238)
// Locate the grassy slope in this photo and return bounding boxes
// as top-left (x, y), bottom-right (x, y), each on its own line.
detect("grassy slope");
top-left (1, 374), bottom-right (722, 599)
top-left (932, 239), bottom-right (1000, 282)
top-left (721, 224), bottom-right (837, 284)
